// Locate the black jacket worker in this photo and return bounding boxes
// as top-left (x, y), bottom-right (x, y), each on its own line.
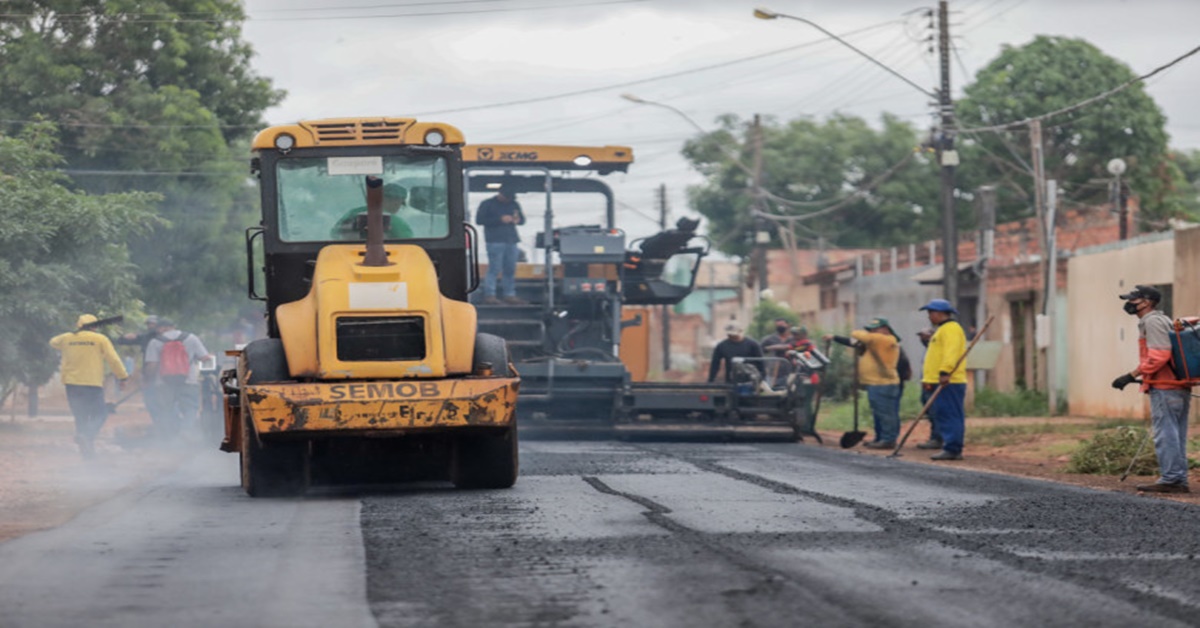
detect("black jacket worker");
top-left (708, 324), bottom-right (764, 383)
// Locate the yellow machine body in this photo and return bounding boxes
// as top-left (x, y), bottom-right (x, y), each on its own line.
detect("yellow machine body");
top-left (227, 116), bottom-right (521, 495)
top-left (241, 243), bottom-right (517, 436)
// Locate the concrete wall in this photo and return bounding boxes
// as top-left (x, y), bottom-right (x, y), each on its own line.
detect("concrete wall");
top-left (1175, 226), bottom-right (1200, 319)
top-left (1067, 234), bottom-right (1175, 418)
top-left (853, 265), bottom-right (944, 365)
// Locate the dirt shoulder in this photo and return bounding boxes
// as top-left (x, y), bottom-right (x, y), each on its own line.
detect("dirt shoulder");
top-left (0, 400), bottom-right (193, 543)
top-left (814, 415), bottom-right (1200, 505)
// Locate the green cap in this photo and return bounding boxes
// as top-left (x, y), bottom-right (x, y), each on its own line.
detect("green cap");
top-left (383, 182), bottom-right (407, 199)
top-left (864, 317), bottom-right (889, 331)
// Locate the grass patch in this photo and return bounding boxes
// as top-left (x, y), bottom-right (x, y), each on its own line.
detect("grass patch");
top-left (814, 385), bottom-right (925, 434)
top-left (973, 388), bottom-right (1049, 417)
top-left (970, 420), bottom-right (1127, 448)
top-left (1066, 426), bottom-right (1157, 475)
top-left (1067, 426), bottom-right (1200, 475)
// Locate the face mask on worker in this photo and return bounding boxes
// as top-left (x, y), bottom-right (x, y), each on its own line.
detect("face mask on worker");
top-left (775, 325), bottom-right (788, 334)
top-left (1123, 300), bottom-right (1142, 315)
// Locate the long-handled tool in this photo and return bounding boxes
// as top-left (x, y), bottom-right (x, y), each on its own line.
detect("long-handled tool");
top-left (105, 384), bottom-right (142, 414)
top-left (889, 315), bottom-right (994, 458)
top-left (1120, 424), bottom-right (1153, 482)
top-left (802, 340), bottom-right (833, 445)
top-left (841, 347), bottom-right (867, 448)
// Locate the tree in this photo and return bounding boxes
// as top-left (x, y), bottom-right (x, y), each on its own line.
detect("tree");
top-left (0, 1), bottom-right (284, 329)
top-left (956, 35), bottom-right (1198, 228)
top-left (683, 113), bottom-right (941, 256)
top-left (0, 124), bottom-right (158, 400)
top-left (749, 297), bottom-right (795, 340)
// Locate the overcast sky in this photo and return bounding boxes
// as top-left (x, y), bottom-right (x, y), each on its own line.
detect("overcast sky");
top-left (241, 0), bottom-right (1200, 244)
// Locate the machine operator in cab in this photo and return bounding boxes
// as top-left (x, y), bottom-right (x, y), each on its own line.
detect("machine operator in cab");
top-left (331, 181), bottom-right (413, 240)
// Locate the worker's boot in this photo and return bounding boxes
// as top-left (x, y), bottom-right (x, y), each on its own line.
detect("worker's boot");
top-left (75, 434), bottom-right (95, 460)
top-left (916, 438), bottom-right (943, 450)
top-left (1136, 482), bottom-right (1190, 493)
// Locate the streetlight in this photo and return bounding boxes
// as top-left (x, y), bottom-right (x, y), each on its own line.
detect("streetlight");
top-left (752, 7), bottom-right (935, 99)
top-left (621, 93), bottom-right (757, 180)
top-left (620, 93), bottom-right (709, 135)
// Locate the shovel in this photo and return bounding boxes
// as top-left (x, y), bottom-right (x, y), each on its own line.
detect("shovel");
top-left (841, 348), bottom-right (867, 448)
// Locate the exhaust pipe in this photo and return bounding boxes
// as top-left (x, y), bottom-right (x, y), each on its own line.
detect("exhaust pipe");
top-left (363, 176), bottom-right (388, 267)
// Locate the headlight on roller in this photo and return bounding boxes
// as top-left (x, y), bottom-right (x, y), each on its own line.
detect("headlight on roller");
top-left (274, 133), bottom-right (295, 152)
top-left (425, 130), bottom-right (445, 146)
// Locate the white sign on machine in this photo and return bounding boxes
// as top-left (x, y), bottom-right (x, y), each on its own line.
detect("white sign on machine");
top-left (349, 282), bottom-right (409, 309)
top-left (327, 156), bottom-right (384, 176)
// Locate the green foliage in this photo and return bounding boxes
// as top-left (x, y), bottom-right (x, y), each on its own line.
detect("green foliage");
top-left (0, 124), bottom-right (159, 394)
top-left (973, 387), bottom-right (1050, 417)
top-left (957, 36), bottom-right (1198, 228)
top-left (0, 1), bottom-right (283, 332)
top-left (1066, 426), bottom-right (1158, 475)
top-left (684, 36), bottom-right (1194, 257)
top-left (816, 330), bottom-right (857, 402)
top-left (683, 114), bottom-right (940, 256)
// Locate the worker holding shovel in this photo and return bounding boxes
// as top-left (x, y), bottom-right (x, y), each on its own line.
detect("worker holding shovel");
top-left (825, 318), bottom-right (901, 449)
top-left (919, 299), bottom-right (969, 461)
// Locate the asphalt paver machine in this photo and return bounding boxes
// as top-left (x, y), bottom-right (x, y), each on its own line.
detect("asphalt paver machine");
top-left (463, 145), bottom-right (823, 440)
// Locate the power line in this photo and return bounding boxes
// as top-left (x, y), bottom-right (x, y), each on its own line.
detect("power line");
top-left (411, 19), bottom-right (902, 116)
top-left (755, 9), bottom-right (936, 99)
top-left (252, 0), bottom-right (512, 13)
top-left (754, 151), bottom-right (918, 221)
top-left (961, 0), bottom-right (1027, 34)
top-left (0, 19), bottom-right (901, 131)
top-left (785, 29), bottom-right (919, 115)
top-left (0, 0), bottom-right (645, 23)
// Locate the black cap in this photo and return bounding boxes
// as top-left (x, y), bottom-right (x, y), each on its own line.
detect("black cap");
top-left (1119, 285), bottom-right (1162, 302)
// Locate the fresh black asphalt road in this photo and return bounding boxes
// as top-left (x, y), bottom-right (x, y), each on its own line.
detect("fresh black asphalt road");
top-left (1, 440), bottom-right (1198, 627)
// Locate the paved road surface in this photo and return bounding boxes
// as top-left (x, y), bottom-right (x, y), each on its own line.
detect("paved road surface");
top-left (1, 441), bottom-right (1198, 627)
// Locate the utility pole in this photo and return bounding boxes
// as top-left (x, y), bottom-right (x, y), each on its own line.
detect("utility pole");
top-left (1045, 179), bottom-right (1059, 414)
top-left (658, 183), bottom-right (671, 372)
top-left (976, 185), bottom-right (996, 391)
top-left (1029, 118), bottom-right (1047, 396)
top-left (751, 114), bottom-right (769, 304)
top-left (1029, 119), bottom-right (1048, 312)
top-left (936, 0), bottom-right (959, 305)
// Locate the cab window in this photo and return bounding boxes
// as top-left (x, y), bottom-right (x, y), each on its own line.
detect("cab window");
top-left (275, 154), bottom-right (450, 242)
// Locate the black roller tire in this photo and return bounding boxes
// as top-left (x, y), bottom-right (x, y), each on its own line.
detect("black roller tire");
top-left (452, 333), bottom-right (517, 489)
top-left (239, 411), bottom-right (309, 497)
top-left (451, 426), bottom-right (519, 489)
top-left (473, 332), bottom-right (513, 377)
top-left (242, 338), bottom-right (290, 384)
top-left (239, 337), bottom-right (308, 497)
